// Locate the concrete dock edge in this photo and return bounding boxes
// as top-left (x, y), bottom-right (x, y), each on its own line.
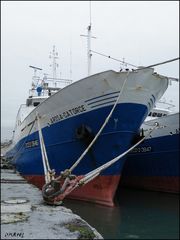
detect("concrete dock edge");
top-left (1, 169), bottom-right (103, 239)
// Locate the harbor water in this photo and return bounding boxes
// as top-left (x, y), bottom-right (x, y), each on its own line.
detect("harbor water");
top-left (64, 187), bottom-right (179, 239)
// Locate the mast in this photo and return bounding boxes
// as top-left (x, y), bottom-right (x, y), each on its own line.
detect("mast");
top-left (80, 1), bottom-right (96, 76)
top-left (87, 1), bottom-right (92, 76)
top-left (49, 45), bottom-right (59, 87)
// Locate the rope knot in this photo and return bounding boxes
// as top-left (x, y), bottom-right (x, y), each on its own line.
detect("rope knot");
top-left (61, 169), bottom-right (71, 178)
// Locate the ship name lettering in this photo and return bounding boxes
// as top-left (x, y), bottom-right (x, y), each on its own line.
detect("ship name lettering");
top-left (25, 140), bottom-right (39, 148)
top-left (50, 105), bottom-right (86, 124)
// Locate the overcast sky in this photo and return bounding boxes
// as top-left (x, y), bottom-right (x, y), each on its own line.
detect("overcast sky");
top-left (1, 1), bottom-right (179, 140)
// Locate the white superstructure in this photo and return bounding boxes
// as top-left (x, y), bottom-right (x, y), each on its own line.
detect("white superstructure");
top-left (10, 67), bottom-right (168, 149)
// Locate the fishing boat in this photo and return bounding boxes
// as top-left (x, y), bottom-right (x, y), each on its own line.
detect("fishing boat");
top-left (5, 50), bottom-right (169, 206)
top-left (121, 102), bottom-right (179, 193)
top-left (5, 12), bottom-right (170, 205)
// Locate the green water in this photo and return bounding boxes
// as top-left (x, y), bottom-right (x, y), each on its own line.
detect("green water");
top-left (64, 188), bottom-right (179, 239)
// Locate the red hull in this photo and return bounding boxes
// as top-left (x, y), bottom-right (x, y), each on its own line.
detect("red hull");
top-left (120, 176), bottom-right (179, 193)
top-left (24, 175), bottom-right (120, 207)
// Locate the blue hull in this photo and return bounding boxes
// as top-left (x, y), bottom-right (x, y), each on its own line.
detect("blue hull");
top-left (9, 103), bottom-right (148, 177)
top-left (121, 133), bottom-right (179, 193)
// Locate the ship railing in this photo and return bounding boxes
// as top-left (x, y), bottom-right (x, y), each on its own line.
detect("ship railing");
top-left (29, 77), bottom-right (72, 97)
top-left (29, 88), bottom-right (60, 98)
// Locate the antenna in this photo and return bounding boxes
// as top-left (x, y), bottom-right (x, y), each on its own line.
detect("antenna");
top-left (70, 47), bottom-right (72, 80)
top-left (29, 65), bottom-right (42, 71)
top-left (80, 1), bottom-right (96, 76)
top-left (89, 0), bottom-right (92, 26)
top-left (49, 45), bottom-right (59, 87)
top-left (43, 73), bottom-right (49, 81)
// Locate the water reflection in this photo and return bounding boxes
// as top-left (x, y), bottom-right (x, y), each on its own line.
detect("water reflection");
top-left (64, 187), bottom-right (179, 239)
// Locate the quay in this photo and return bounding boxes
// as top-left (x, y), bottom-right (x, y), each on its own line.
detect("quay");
top-left (1, 165), bottom-right (103, 239)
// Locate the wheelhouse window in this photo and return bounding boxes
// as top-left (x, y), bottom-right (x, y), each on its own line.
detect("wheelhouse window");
top-left (152, 112), bottom-right (157, 117)
top-left (26, 98), bottom-right (32, 106)
top-left (157, 112), bottom-right (163, 117)
top-left (33, 102), bottom-right (40, 107)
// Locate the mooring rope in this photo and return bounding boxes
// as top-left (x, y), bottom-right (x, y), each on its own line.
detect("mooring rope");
top-left (78, 122), bottom-right (159, 186)
top-left (137, 57), bottom-right (180, 70)
top-left (69, 70), bottom-right (130, 173)
top-left (36, 112), bottom-right (55, 184)
top-left (42, 121), bottom-right (159, 205)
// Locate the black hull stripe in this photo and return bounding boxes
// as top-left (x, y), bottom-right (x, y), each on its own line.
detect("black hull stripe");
top-left (87, 95), bottom-right (119, 106)
top-left (85, 91), bottom-right (120, 103)
top-left (90, 100), bottom-right (116, 109)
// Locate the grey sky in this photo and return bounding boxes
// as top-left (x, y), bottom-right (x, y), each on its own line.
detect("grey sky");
top-left (1, 1), bottom-right (179, 140)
